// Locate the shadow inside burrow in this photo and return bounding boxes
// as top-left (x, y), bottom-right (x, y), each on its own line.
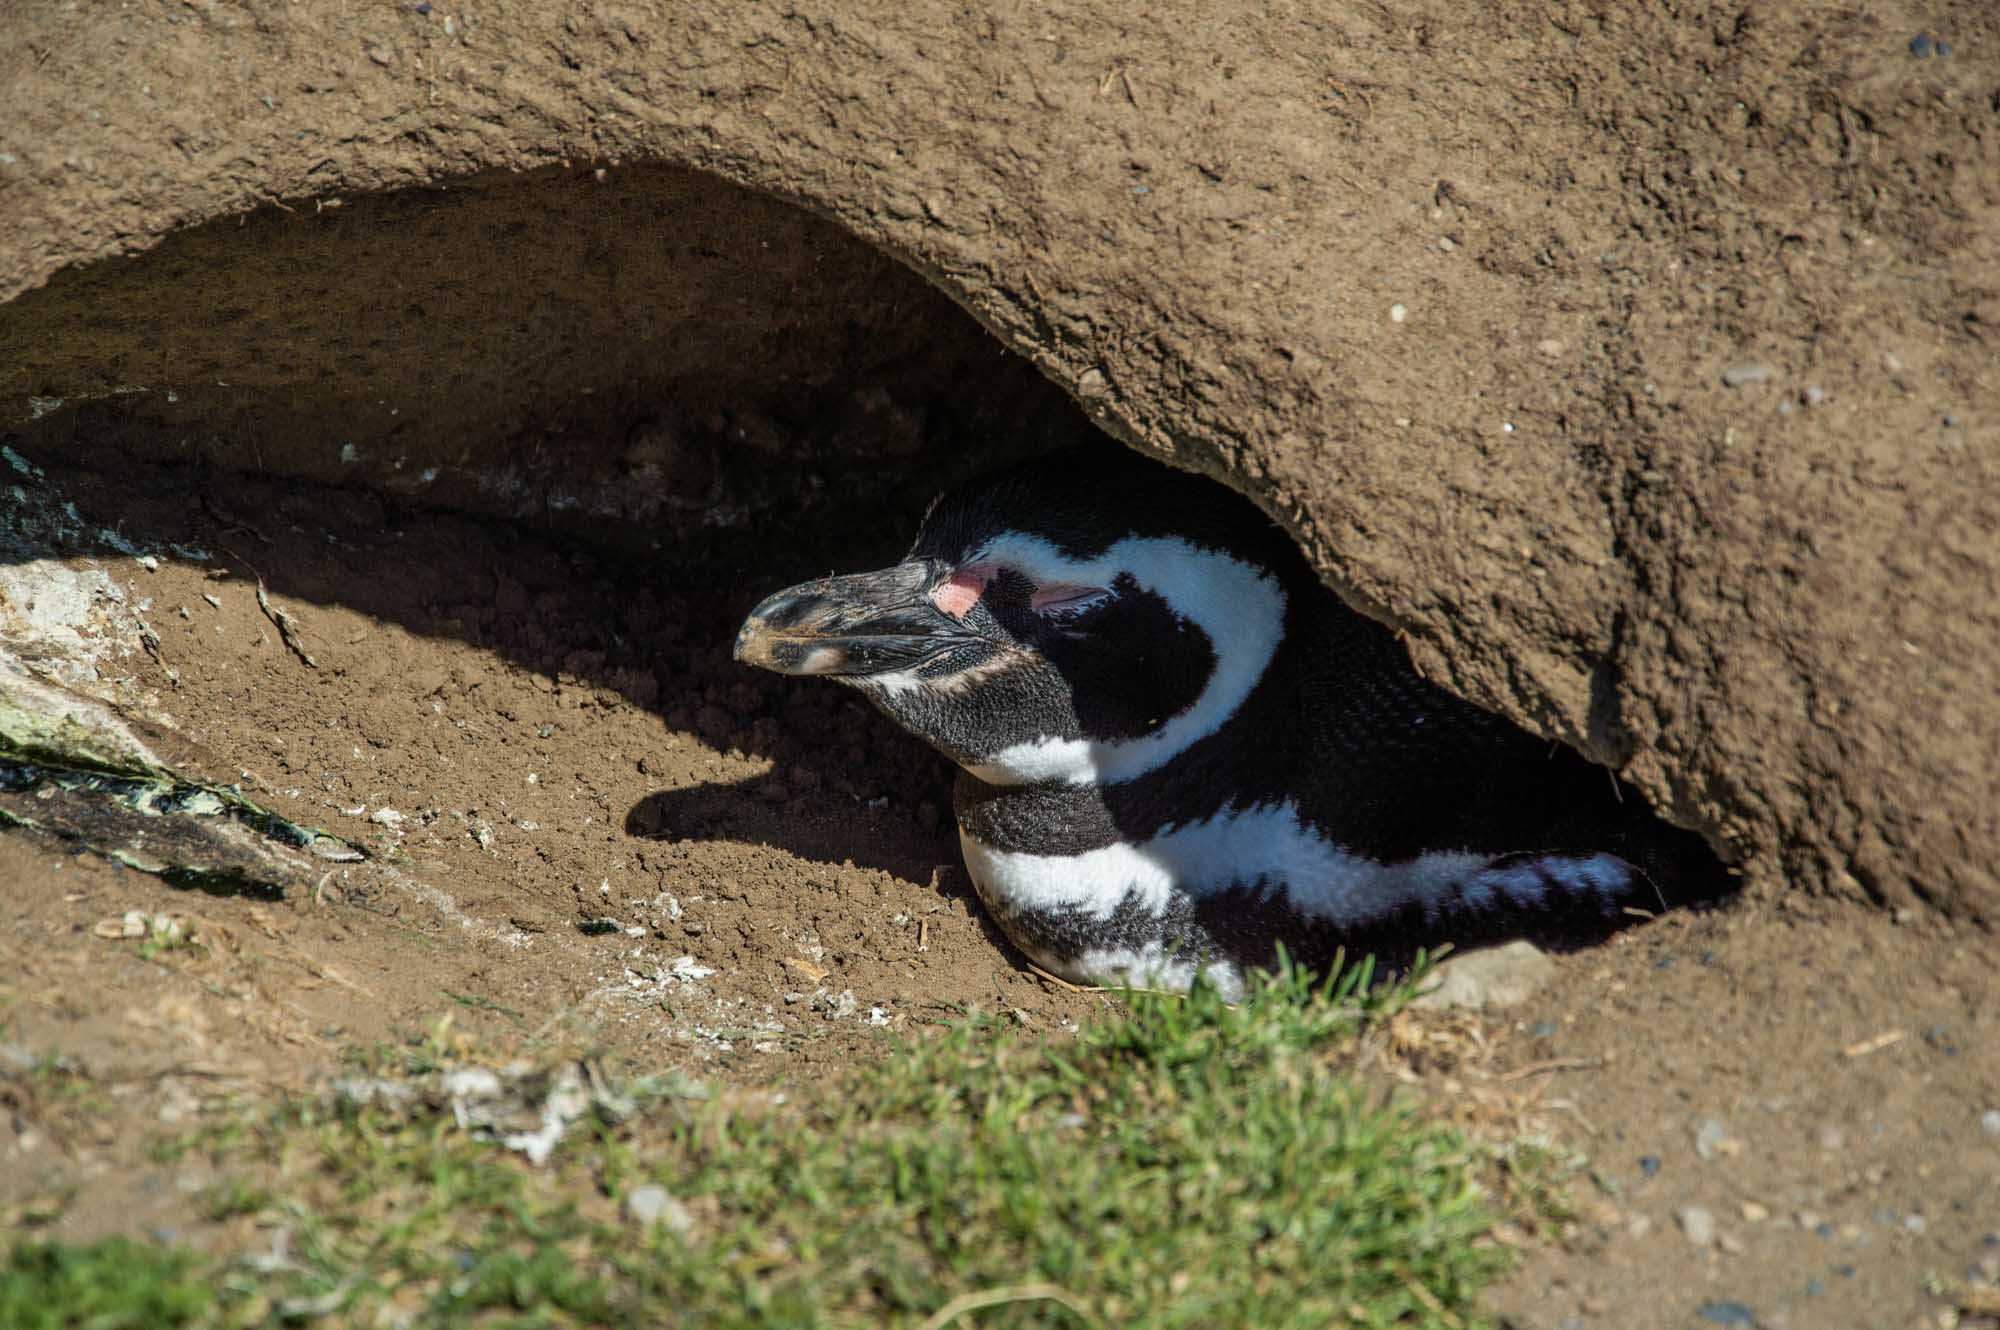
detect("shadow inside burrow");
top-left (0, 162), bottom-right (1107, 896)
top-left (0, 160), bottom-right (1734, 959)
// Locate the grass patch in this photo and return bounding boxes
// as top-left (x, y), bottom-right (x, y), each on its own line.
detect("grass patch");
top-left (24, 959), bottom-right (1518, 1327)
top-left (1, 1237), bottom-right (215, 1329)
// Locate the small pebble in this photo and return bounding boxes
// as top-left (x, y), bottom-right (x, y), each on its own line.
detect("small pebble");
top-left (1390, 303), bottom-right (1408, 323)
top-left (1528, 1020), bottom-right (1559, 1038)
top-left (1903, 1213), bottom-right (1927, 1234)
top-left (415, 0), bottom-right (431, 11)
top-left (1741, 1202), bottom-right (1770, 1223)
top-left (1696, 1300), bottom-right (1756, 1326)
top-left (1777, 398), bottom-right (1794, 416)
top-left (1979, 1109), bottom-right (2000, 1138)
top-left (1535, 338), bottom-right (1564, 356)
top-left (1639, 1155), bottom-right (1662, 1178)
top-left (1679, 1205), bottom-right (1717, 1248)
top-left (1720, 362), bottom-right (1773, 388)
top-left (1695, 1118), bottom-right (1728, 1160)
top-left (1814, 1124), bottom-right (1845, 1151)
top-left (1717, 1231), bottom-right (1746, 1255)
top-left (1804, 1278), bottom-right (1824, 1297)
top-left (1804, 384), bottom-right (1827, 405)
top-left (624, 1184), bottom-right (694, 1234)
top-left (1908, 33), bottom-right (1935, 58)
top-left (1438, 236), bottom-right (1457, 253)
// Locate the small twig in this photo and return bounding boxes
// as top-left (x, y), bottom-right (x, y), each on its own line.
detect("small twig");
top-left (228, 548), bottom-right (319, 668)
top-left (202, 495), bottom-right (272, 544)
top-left (918, 1283), bottom-right (1098, 1330)
top-left (1498, 1055), bottom-right (1605, 1083)
top-left (1841, 1029), bottom-right (1905, 1059)
top-left (917, 918), bottom-right (931, 952)
top-left (1545, 1097), bottom-right (1601, 1137)
top-left (1025, 962), bottom-right (1098, 994)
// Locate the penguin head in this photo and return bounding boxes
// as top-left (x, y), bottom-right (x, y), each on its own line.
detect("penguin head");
top-left (735, 447), bottom-right (1298, 786)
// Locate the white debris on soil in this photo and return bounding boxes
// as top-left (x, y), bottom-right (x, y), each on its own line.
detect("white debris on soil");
top-left (91, 910), bottom-right (186, 942)
top-left (373, 864), bottom-right (535, 949)
top-left (667, 955), bottom-right (715, 980)
top-left (499, 1064), bottom-right (594, 1166)
top-left (334, 1062), bottom-right (698, 1169)
top-left (624, 1184), bottom-right (694, 1235)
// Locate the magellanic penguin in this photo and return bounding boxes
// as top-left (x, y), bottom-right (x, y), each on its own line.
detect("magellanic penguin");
top-left (735, 446), bottom-right (1722, 998)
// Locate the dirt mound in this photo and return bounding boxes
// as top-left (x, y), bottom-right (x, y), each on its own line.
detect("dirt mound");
top-left (4, 0), bottom-right (1995, 918)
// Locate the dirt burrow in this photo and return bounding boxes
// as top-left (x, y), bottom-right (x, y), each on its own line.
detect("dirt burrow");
top-left (7, 0), bottom-right (1999, 921)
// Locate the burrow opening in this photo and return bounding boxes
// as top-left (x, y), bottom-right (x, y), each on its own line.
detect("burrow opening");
top-left (0, 163), bottom-right (1727, 981)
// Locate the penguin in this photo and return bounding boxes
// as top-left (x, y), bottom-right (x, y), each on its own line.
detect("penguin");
top-left (734, 445), bottom-right (1724, 998)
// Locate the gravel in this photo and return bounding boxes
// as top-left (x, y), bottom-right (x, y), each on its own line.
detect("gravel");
top-left (1678, 1205), bottom-right (1717, 1248)
top-left (1980, 1108), bottom-right (2000, 1138)
top-left (1694, 1118), bottom-right (1728, 1159)
top-left (1720, 362), bottom-right (1773, 388)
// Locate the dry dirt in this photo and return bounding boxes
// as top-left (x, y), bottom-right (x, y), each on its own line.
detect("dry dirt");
top-left (0, 455), bottom-right (1995, 1330)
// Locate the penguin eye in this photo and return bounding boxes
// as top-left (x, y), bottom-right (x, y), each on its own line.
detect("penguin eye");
top-left (1029, 583), bottom-right (1113, 618)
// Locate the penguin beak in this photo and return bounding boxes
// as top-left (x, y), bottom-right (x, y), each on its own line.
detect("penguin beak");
top-left (735, 561), bottom-right (966, 677)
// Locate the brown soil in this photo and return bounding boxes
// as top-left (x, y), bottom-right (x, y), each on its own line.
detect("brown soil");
top-left (1, 457), bottom-right (1995, 1330)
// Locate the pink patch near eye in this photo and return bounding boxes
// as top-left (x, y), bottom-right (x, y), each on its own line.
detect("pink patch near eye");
top-left (930, 565), bottom-right (996, 620)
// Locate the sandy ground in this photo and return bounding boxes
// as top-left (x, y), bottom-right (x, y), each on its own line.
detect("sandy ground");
top-left (1, 455), bottom-right (1995, 1329)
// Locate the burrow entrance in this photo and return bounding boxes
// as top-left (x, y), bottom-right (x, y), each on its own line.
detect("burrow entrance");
top-left (0, 165), bottom-right (1724, 1067)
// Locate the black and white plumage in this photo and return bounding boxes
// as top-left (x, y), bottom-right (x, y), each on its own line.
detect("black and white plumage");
top-left (735, 446), bottom-right (1721, 997)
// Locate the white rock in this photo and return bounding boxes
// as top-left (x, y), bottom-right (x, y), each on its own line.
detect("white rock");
top-left (625, 1184), bottom-right (694, 1235)
top-left (1677, 1205), bottom-right (1717, 1248)
top-left (1411, 941), bottom-right (1558, 1011)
